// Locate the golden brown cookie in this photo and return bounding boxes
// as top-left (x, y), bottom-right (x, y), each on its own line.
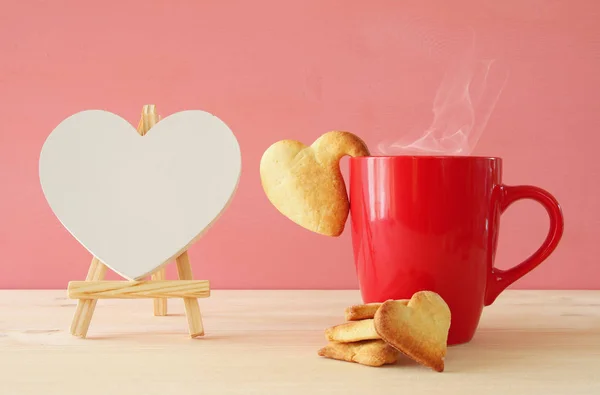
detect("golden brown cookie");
top-left (344, 303), bottom-right (382, 321)
top-left (344, 300), bottom-right (409, 321)
top-left (374, 291), bottom-right (451, 372)
top-left (325, 318), bottom-right (380, 343)
top-left (259, 131), bottom-right (370, 237)
top-left (318, 339), bottom-right (400, 367)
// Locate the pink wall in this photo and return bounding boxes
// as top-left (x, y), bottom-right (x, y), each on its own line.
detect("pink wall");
top-left (1, 1), bottom-right (598, 290)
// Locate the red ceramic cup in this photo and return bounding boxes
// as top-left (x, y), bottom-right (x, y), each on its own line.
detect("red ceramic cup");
top-left (348, 156), bottom-right (564, 345)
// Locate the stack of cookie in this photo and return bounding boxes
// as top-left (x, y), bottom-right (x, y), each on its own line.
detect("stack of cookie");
top-left (318, 291), bottom-right (451, 372)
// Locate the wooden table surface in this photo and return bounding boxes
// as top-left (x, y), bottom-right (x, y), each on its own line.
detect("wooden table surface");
top-left (0, 290), bottom-right (599, 394)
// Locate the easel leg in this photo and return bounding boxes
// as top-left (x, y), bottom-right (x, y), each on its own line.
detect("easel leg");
top-left (70, 257), bottom-right (107, 337)
top-left (151, 268), bottom-right (168, 316)
top-left (176, 251), bottom-right (204, 337)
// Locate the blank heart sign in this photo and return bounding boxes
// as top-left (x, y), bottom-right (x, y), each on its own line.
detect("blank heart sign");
top-left (39, 109), bottom-right (241, 280)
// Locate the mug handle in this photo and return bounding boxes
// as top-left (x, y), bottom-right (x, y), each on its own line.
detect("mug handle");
top-left (484, 185), bottom-right (564, 306)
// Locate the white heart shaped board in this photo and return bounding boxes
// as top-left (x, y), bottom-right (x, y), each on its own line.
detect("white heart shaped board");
top-left (39, 109), bottom-right (241, 280)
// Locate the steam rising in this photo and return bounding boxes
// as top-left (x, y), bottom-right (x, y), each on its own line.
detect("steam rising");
top-left (377, 46), bottom-right (508, 156)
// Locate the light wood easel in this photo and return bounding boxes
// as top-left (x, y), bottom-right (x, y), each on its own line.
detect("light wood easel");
top-left (67, 105), bottom-right (209, 338)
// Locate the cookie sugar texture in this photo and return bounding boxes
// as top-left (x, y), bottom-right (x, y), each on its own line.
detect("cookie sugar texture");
top-left (259, 131), bottom-right (370, 236)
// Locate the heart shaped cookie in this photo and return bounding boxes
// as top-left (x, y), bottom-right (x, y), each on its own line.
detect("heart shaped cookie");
top-left (318, 339), bottom-right (400, 367)
top-left (39, 109), bottom-right (241, 280)
top-left (374, 291), bottom-right (451, 372)
top-left (344, 300), bottom-right (408, 321)
top-left (325, 319), bottom-right (380, 343)
top-left (259, 131), bottom-right (370, 236)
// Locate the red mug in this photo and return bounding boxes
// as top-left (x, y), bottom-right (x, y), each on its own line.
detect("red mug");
top-left (348, 156), bottom-right (564, 345)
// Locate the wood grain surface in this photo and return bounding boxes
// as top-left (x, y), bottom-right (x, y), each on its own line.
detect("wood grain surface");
top-left (0, 290), bottom-right (598, 394)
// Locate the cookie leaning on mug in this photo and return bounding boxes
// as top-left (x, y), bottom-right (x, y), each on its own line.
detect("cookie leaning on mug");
top-left (259, 131), bottom-right (370, 237)
top-left (374, 292), bottom-right (451, 372)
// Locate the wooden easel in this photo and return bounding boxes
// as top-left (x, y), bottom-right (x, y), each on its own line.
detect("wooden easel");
top-left (67, 105), bottom-right (209, 338)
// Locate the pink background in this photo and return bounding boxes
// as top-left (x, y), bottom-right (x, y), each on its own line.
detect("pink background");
top-left (1, 1), bottom-right (598, 289)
